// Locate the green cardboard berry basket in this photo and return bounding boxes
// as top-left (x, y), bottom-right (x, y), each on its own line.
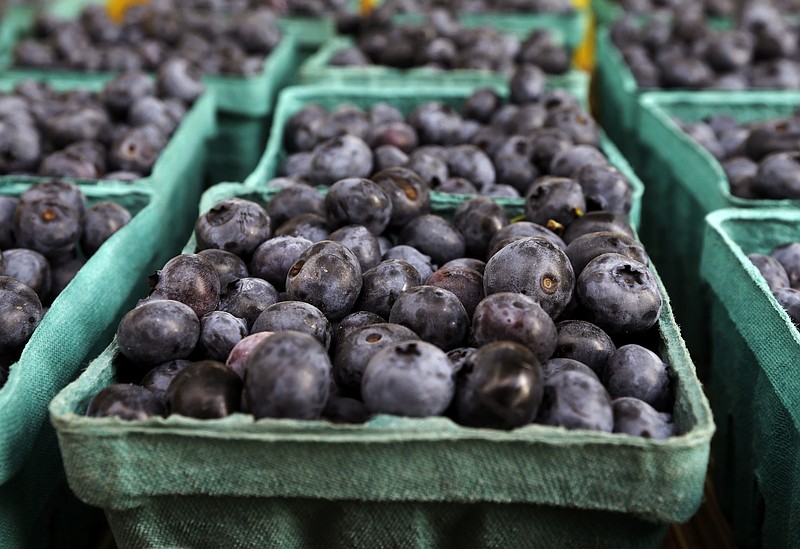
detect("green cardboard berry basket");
top-left (49, 180), bottom-right (713, 548)
top-left (633, 91), bottom-right (800, 374)
top-left (701, 208), bottom-right (800, 549)
top-left (243, 82), bottom-right (644, 230)
top-left (0, 174), bottom-right (208, 547)
top-left (0, 0), bottom-right (299, 185)
top-left (298, 33), bottom-right (585, 87)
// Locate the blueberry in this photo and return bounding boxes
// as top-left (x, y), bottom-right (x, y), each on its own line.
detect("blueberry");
top-left (225, 332), bottom-right (274, 379)
top-left (324, 178), bottom-right (393, 236)
top-left (373, 145), bottom-right (410, 172)
top-left (484, 237), bottom-right (575, 318)
top-left (573, 163), bottom-right (633, 215)
top-left (604, 344), bottom-right (672, 411)
top-left (195, 198), bottom-right (271, 259)
top-left (48, 256), bottom-right (85, 302)
top-left (356, 259), bottom-right (421, 319)
top-left (770, 242), bottom-right (800, 289)
top-left (0, 276), bottom-right (43, 360)
top-left (86, 384), bottom-right (166, 420)
top-left (446, 346), bottom-right (476, 375)
top-left (2, 249), bottom-right (51, 301)
top-left (38, 151), bottom-right (99, 179)
top-left (331, 311), bottom-right (386, 354)
top-left (493, 136), bottom-right (539, 195)
top-left (281, 152), bottom-right (313, 177)
top-left (744, 120), bottom-right (800, 161)
top-left (389, 285), bottom-right (469, 351)
top-left (509, 64), bottom-right (547, 104)
top-left (101, 72), bottom-right (155, 116)
top-left (408, 103), bottom-right (462, 146)
top-left (577, 254), bottom-right (662, 334)
top-left (362, 340), bottom-right (454, 417)
top-left (545, 108), bottom-right (600, 147)
top-left (612, 397), bottom-right (675, 439)
top-left (218, 277), bottom-right (278, 330)
top-left (549, 145), bottom-right (606, 178)
top-left (46, 105), bottom-right (110, 148)
top-left (149, 254), bottom-right (220, 319)
top-left (264, 185), bottom-right (326, 228)
top-left (62, 140), bottom-right (107, 175)
top-left (398, 214), bottom-right (465, 266)
top-left (13, 198), bottom-right (82, 258)
top-left (454, 340), bottom-right (544, 429)
top-left (536, 370), bottom-right (613, 431)
top-left (167, 360), bottom-right (242, 419)
top-left (197, 249), bottom-right (249, 291)
top-left (243, 330), bottom-right (331, 420)
top-left (80, 201), bottom-right (132, 257)
top-left (773, 288), bottom-right (800, 328)
top-left (0, 197), bottom-right (19, 249)
top-left (286, 240), bottom-right (362, 321)
top-left (755, 152), bottom-right (800, 199)
top-left (471, 292), bottom-right (556, 362)
top-left (274, 213), bottom-right (330, 242)
top-left (310, 135), bottom-right (373, 186)
top-left (453, 196), bottom-right (508, 259)
top-left (463, 88), bottom-right (500, 123)
top-left (319, 105), bottom-right (370, 142)
top-left (432, 177), bottom-right (479, 195)
top-left (723, 157), bottom-right (759, 198)
top-left (748, 253), bottom-right (790, 291)
top-left (116, 299), bottom-right (200, 370)
top-left (528, 128), bottom-right (573, 173)
top-left (446, 145), bottom-right (496, 192)
top-left (542, 357), bottom-right (598, 380)
top-left (334, 323), bottom-right (419, 398)
top-left (383, 245), bottom-right (436, 280)
top-left (442, 257), bottom-right (485, 274)
top-left (109, 125), bottom-right (167, 174)
top-left (368, 102), bottom-right (404, 126)
top-left (489, 221), bottom-right (566, 254)
top-left (427, 265), bottom-right (485, 319)
top-left (367, 122), bottom-right (419, 153)
top-left (250, 236), bottom-right (312, 292)
top-left (554, 320), bottom-right (616, 378)
top-left (129, 96), bottom-right (182, 136)
top-left (371, 167), bottom-right (431, 229)
top-left (231, 8), bottom-right (280, 53)
top-left (562, 211), bottom-right (637, 244)
top-left (140, 359), bottom-right (192, 394)
top-left (566, 231), bottom-right (648, 277)
top-left (251, 300), bottom-right (332, 349)
top-left (525, 177), bottom-right (586, 231)
top-left (405, 149), bottom-right (449, 187)
top-left (157, 58), bottom-right (204, 103)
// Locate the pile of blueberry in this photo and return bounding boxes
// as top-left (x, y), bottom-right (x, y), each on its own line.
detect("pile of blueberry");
top-left (0, 180), bottom-right (132, 377)
top-left (331, 11), bottom-right (570, 75)
top-left (610, 1), bottom-right (800, 90)
top-left (276, 72), bottom-right (633, 213)
top-left (612, 0), bottom-right (734, 18)
top-left (177, 0), bottom-right (351, 17)
top-left (87, 177), bottom-right (674, 438)
top-left (750, 243), bottom-right (800, 327)
top-left (13, 1), bottom-right (281, 77)
top-left (368, 0), bottom-right (574, 15)
top-left (677, 112), bottom-right (800, 199)
top-left (0, 70), bottom-right (202, 180)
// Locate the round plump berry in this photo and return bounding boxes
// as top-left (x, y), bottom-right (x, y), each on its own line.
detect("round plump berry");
top-left (251, 300), bottom-right (332, 349)
top-left (773, 288), bottom-right (800, 328)
top-left (454, 340), bottom-right (544, 429)
top-left (371, 167), bottom-right (431, 229)
top-left (574, 163), bottom-right (633, 215)
top-left (80, 201), bottom-right (132, 256)
top-left (565, 231), bottom-right (648, 277)
top-left (554, 320), bottom-right (616, 378)
top-left (427, 265), bottom-right (485, 319)
top-left (770, 242), bottom-right (800, 289)
top-left (149, 254), bottom-right (220, 319)
top-left (195, 198), bottom-right (271, 258)
top-left (389, 285), bottom-right (469, 351)
top-left (536, 370), bottom-right (613, 432)
top-left (576, 254), bottom-right (662, 334)
top-left (310, 135), bottom-right (373, 186)
top-left (243, 330), bottom-right (332, 420)
top-left (249, 235), bottom-right (312, 292)
top-left (217, 277), bottom-right (278, 330)
top-left (489, 221), bottom-right (566, 254)
top-left (398, 214), bottom-right (465, 267)
top-left (356, 259), bottom-right (421, 319)
top-left (562, 211), bottom-right (637, 244)
top-left (0, 275), bottom-right (43, 360)
top-left (275, 213), bottom-right (329, 242)
top-left (2, 248), bottom-right (51, 301)
top-left (541, 357), bottom-right (598, 380)
top-left (484, 237), bottom-right (574, 318)
top-left (383, 245), bottom-right (436, 281)
top-left (140, 359), bottom-right (191, 395)
top-left (361, 340), bottom-right (454, 417)
top-left (328, 225), bottom-right (382, 272)
top-left (325, 178), bottom-right (392, 235)
top-left (167, 360), bottom-right (242, 419)
top-left (612, 397), bottom-right (675, 439)
top-left (286, 240), bottom-right (362, 321)
top-left (197, 249), bottom-right (249, 290)
top-left (604, 345), bottom-right (672, 412)
top-left (525, 177), bottom-right (586, 230)
top-left (453, 196), bottom-right (508, 259)
top-left (334, 323), bottom-right (419, 399)
top-left (13, 198), bottom-right (82, 257)
top-left (116, 299), bottom-right (199, 370)
top-left (198, 311), bottom-right (248, 362)
top-left (749, 253), bottom-right (791, 291)
top-left (225, 332), bottom-right (274, 379)
top-left (86, 384), bottom-right (166, 420)
top-left (264, 185), bottom-right (326, 228)
top-left (471, 292), bottom-right (556, 362)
